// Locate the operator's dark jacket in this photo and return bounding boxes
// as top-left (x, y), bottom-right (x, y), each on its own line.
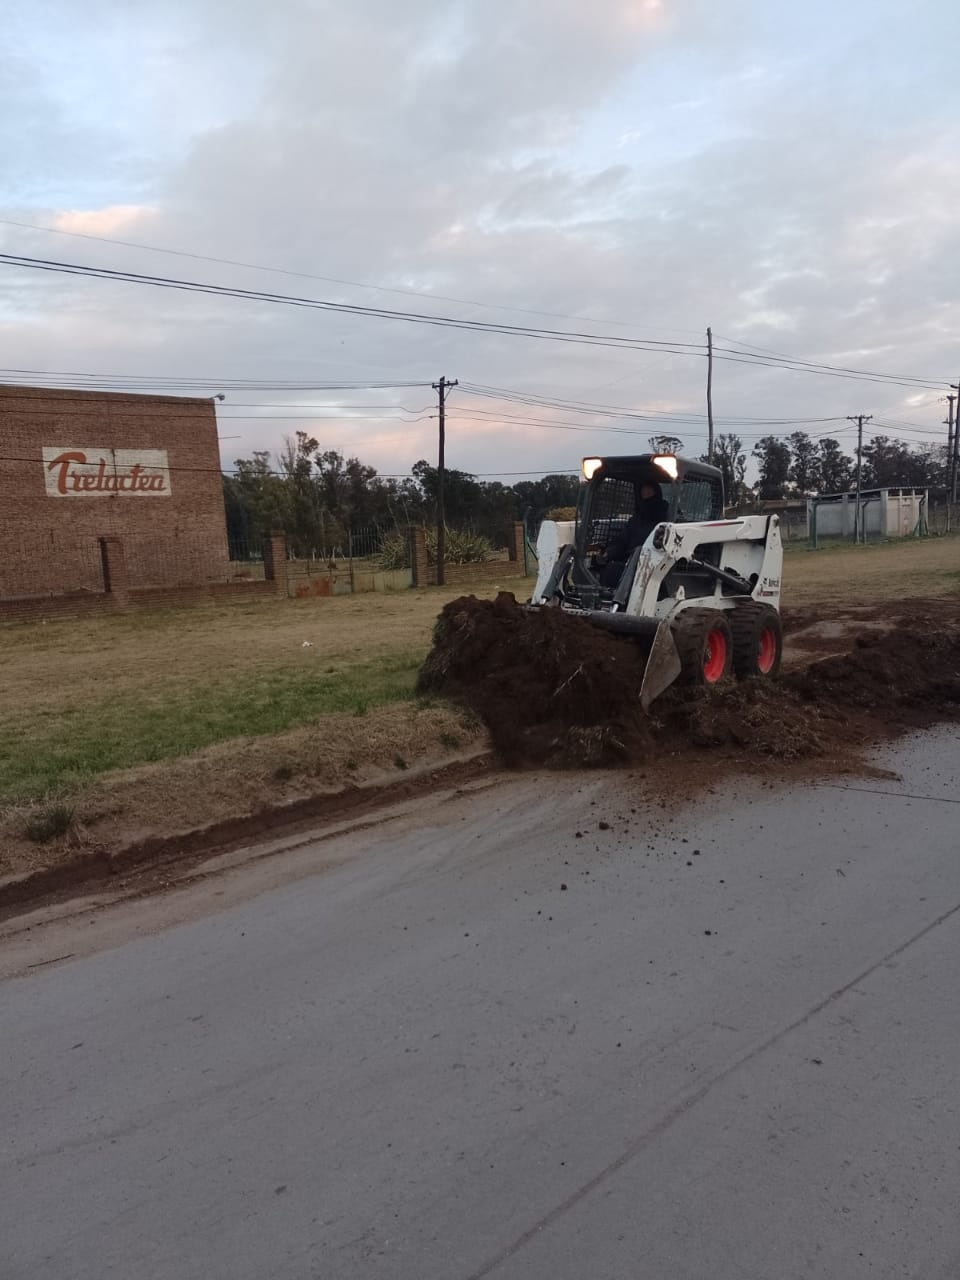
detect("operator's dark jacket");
top-left (606, 493), bottom-right (670, 562)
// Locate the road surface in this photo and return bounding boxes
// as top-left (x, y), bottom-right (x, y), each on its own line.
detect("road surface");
top-left (3, 728), bottom-right (960, 1279)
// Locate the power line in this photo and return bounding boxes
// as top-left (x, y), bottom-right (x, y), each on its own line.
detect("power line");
top-left (446, 412), bottom-right (895, 444)
top-left (0, 215), bottom-right (708, 337)
top-left (0, 369), bottom-right (433, 392)
top-left (2, 376), bottom-right (919, 436)
top-left (2, 252), bottom-right (952, 390)
top-left (459, 381), bottom-right (849, 424)
top-left (712, 349), bottom-right (943, 391)
top-left (1, 401), bottom-right (933, 445)
top-left (2, 223), bottom-right (950, 394)
top-left (713, 335), bottom-right (946, 389)
top-left (0, 451), bottom-right (576, 479)
top-left (0, 252), bottom-right (707, 357)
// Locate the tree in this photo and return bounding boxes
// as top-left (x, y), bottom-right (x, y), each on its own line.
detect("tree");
top-left (278, 432), bottom-right (324, 557)
top-left (313, 448), bottom-right (389, 540)
top-left (512, 474), bottom-right (581, 522)
top-left (378, 475), bottom-right (427, 527)
top-left (411, 460), bottom-right (484, 527)
top-left (648, 434), bottom-right (684, 455)
top-left (752, 435), bottom-right (792, 500)
top-left (231, 451), bottom-right (290, 536)
top-left (817, 438), bottom-right (852, 493)
top-left (787, 431), bottom-right (821, 495)
top-left (906, 443), bottom-right (950, 489)
top-left (704, 434), bottom-right (747, 506)
top-left (860, 436), bottom-right (914, 490)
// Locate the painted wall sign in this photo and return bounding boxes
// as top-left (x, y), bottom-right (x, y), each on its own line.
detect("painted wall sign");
top-left (42, 448), bottom-right (172, 497)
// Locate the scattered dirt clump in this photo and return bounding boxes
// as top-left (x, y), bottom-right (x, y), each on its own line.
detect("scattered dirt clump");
top-left (661, 682), bottom-right (828, 760)
top-left (420, 593), bottom-right (960, 769)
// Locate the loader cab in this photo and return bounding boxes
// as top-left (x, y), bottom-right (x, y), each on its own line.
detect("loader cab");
top-left (576, 454), bottom-right (724, 563)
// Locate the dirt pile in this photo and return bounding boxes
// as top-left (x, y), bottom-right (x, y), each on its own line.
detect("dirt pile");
top-left (419, 592), bottom-right (960, 768)
top-left (786, 628), bottom-right (960, 711)
top-left (417, 592), bottom-right (653, 766)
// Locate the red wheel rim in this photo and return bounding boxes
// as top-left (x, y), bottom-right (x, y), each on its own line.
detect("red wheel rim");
top-left (702, 628), bottom-right (727, 683)
top-left (757, 626), bottom-right (777, 674)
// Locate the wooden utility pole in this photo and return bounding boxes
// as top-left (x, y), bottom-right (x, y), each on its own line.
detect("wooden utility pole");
top-left (432, 375), bottom-right (458, 586)
top-left (706, 326), bottom-right (715, 461)
top-left (946, 394), bottom-right (956, 464)
top-left (945, 394), bottom-right (956, 530)
top-left (951, 382), bottom-right (960, 506)
top-left (847, 414), bottom-right (872, 543)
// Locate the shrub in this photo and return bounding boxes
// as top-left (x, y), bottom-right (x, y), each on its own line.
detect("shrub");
top-left (23, 803), bottom-right (75, 844)
top-left (425, 528), bottom-right (493, 565)
top-left (379, 527), bottom-right (494, 569)
top-left (378, 534), bottom-right (410, 571)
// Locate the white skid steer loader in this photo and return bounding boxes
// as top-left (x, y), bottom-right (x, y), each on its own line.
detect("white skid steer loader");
top-left (529, 453), bottom-right (784, 708)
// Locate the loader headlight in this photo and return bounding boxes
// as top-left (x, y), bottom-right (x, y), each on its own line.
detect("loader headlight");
top-left (652, 454), bottom-right (679, 479)
top-left (581, 457), bottom-right (603, 480)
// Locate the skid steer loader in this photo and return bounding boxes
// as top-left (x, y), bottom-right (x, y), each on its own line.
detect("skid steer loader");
top-left (529, 452), bottom-right (783, 708)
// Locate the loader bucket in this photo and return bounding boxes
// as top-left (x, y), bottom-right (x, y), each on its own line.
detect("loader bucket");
top-left (639, 619), bottom-right (682, 710)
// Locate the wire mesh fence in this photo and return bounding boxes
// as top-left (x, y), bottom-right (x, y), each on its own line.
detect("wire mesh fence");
top-left (929, 499), bottom-right (960, 536)
top-left (227, 530), bottom-right (264, 564)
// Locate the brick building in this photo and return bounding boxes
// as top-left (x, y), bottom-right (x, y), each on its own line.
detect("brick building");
top-left (0, 384), bottom-right (231, 600)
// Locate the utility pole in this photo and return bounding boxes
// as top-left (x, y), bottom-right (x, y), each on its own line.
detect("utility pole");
top-left (945, 393), bottom-right (956, 531)
top-left (951, 382), bottom-right (960, 507)
top-left (706, 326), bottom-right (715, 461)
top-left (946, 394), bottom-right (956, 468)
top-left (432, 375), bottom-right (458, 586)
top-left (847, 414), bottom-right (872, 544)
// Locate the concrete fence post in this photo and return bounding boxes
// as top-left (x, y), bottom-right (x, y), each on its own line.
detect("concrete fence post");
top-left (98, 536), bottom-right (130, 607)
top-left (262, 531), bottom-right (289, 597)
top-left (509, 521), bottom-right (524, 564)
top-left (409, 526), bottom-right (429, 587)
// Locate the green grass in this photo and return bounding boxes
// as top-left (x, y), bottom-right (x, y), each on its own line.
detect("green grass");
top-left (784, 534), bottom-right (941, 555)
top-left (0, 651), bottom-right (424, 807)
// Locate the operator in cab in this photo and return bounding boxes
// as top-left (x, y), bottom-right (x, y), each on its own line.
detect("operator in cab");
top-left (597, 481), bottom-right (669, 588)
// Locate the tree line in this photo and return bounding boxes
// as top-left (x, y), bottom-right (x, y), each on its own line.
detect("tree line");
top-left (223, 430), bottom-right (581, 556)
top-left (709, 431), bottom-right (952, 505)
top-left (224, 428), bottom-right (950, 555)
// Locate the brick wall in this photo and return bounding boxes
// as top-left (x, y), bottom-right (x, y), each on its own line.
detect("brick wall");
top-left (0, 384), bottom-right (230, 598)
top-left (0, 579), bottom-right (277, 626)
top-left (426, 559), bottom-right (528, 587)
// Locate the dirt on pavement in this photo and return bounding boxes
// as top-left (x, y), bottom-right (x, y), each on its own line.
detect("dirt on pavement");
top-left (419, 592), bottom-right (960, 770)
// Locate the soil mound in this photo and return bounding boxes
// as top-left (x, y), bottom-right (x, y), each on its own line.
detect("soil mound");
top-left (417, 592), bottom-right (653, 765)
top-left (786, 628), bottom-right (960, 711)
top-left (419, 592), bottom-right (960, 769)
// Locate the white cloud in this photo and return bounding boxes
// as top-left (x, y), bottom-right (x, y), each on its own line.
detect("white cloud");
top-left (54, 205), bottom-right (156, 236)
top-left (1, 0), bottom-right (958, 474)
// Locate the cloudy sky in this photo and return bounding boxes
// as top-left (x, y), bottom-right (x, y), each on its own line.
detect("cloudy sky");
top-left (3, 0), bottom-right (959, 481)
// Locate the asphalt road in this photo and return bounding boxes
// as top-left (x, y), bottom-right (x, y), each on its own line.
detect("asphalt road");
top-left (3, 728), bottom-right (960, 1280)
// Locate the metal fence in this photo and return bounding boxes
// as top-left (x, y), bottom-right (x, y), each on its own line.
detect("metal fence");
top-left (929, 499), bottom-right (960, 536)
top-left (807, 488), bottom-right (929, 546)
top-left (227, 530), bottom-right (264, 564)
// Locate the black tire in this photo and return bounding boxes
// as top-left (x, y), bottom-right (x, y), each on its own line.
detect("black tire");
top-left (673, 608), bottom-right (734, 689)
top-left (731, 604), bottom-right (783, 680)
